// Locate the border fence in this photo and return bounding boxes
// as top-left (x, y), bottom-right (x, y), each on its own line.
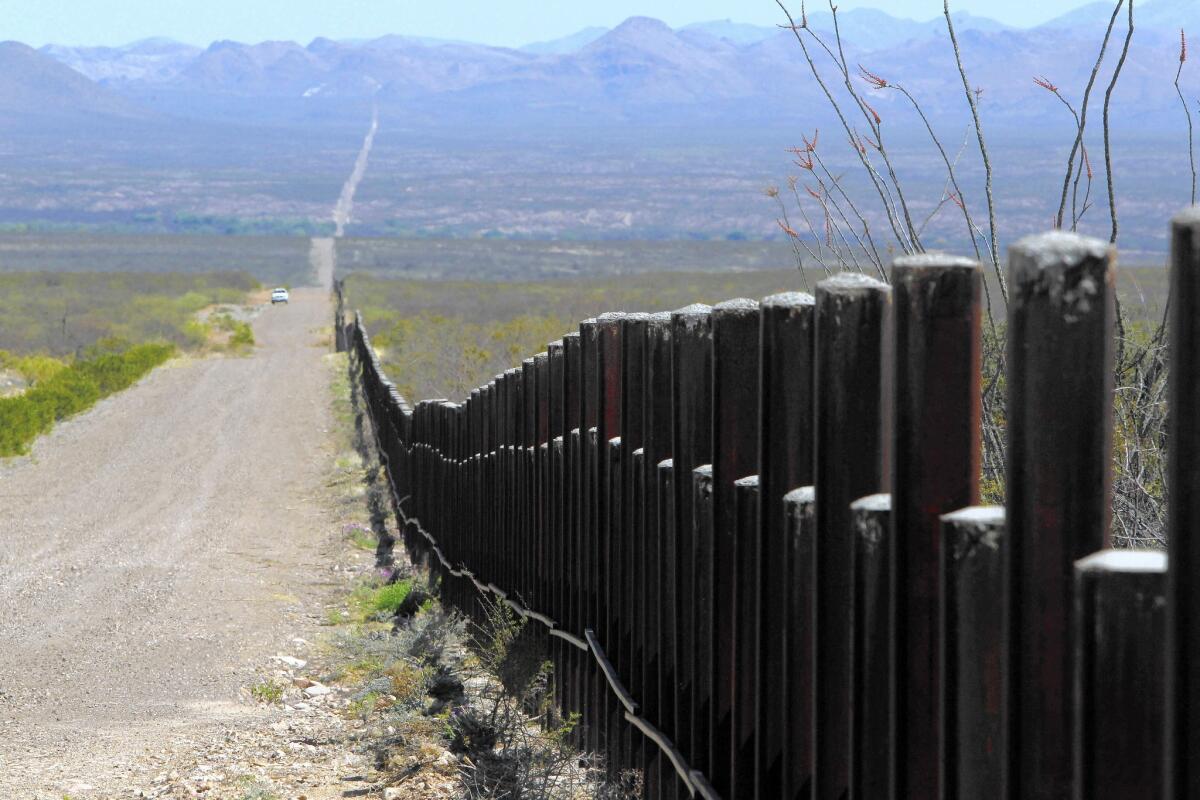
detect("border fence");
top-left (337, 210), bottom-right (1200, 800)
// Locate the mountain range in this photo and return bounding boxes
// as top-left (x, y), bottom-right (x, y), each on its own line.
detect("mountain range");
top-left (5, 0), bottom-right (1199, 134)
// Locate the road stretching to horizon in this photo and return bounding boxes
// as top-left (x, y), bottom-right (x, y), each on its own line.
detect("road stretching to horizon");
top-left (0, 113), bottom-right (373, 796)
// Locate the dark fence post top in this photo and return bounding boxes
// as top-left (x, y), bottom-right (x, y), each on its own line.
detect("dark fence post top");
top-left (713, 297), bottom-right (759, 314)
top-left (941, 506), bottom-right (1005, 526)
top-left (1076, 549), bottom-right (1168, 574)
top-left (817, 271), bottom-right (890, 294)
top-left (850, 493), bottom-right (891, 513)
top-left (893, 254), bottom-right (979, 269)
top-left (762, 291), bottom-right (816, 308)
top-left (673, 303), bottom-right (713, 324)
top-left (785, 486), bottom-right (816, 505)
top-left (1009, 231), bottom-right (1114, 316)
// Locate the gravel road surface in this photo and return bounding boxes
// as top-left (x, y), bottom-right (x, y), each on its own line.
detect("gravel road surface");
top-left (0, 249), bottom-right (342, 796)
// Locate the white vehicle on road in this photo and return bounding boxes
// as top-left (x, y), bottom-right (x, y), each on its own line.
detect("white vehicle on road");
top-left (271, 287), bottom-right (290, 305)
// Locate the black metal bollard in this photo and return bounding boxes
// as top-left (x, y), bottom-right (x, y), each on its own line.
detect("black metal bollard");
top-left (756, 292), bottom-right (816, 800)
top-left (1005, 232), bottom-right (1114, 800)
top-left (644, 313), bottom-right (674, 799)
top-left (940, 506), bottom-right (1006, 800)
top-left (850, 493), bottom-right (892, 800)
top-left (692, 462), bottom-right (715, 781)
top-left (784, 486), bottom-right (817, 800)
top-left (671, 304), bottom-right (714, 770)
top-left (1074, 550), bottom-right (1166, 800)
top-left (731, 475), bottom-right (760, 798)
top-left (1167, 208), bottom-right (1200, 800)
top-left (891, 255), bottom-right (982, 799)
top-left (813, 273), bottom-right (891, 800)
top-left (709, 299), bottom-right (761, 798)
top-left (656, 458), bottom-right (681, 799)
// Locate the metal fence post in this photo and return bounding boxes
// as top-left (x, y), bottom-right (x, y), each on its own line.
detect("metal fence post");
top-left (940, 506), bottom-right (1006, 800)
top-left (692, 462), bottom-right (715, 779)
top-left (657, 458), bottom-right (681, 798)
top-left (784, 486), bottom-right (817, 800)
top-left (756, 292), bottom-right (816, 800)
top-left (645, 312), bottom-right (675, 799)
top-left (1005, 232), bottom-right (1114, 800)
top-left (710, 299), bottom-right (761, 798)
top-left (672, 304), bottom-right (714, 770)
top-left (1074, 550), bottom-right (1167, 800)
top-left (814, 273), bottom-right (892, 800)
top-left (850, 493), bottom-right (892, 800)
top-left (1167, 207), bottom-right (1200, 799)
top-left (732, 475), bottom-right (761, 799)
top-left (891, 255), bottom-right (983, 799)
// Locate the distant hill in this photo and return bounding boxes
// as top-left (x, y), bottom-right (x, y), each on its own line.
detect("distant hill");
top-left (42, 38), bottom-right (201, 84)
top-left (0, 41), bottom-right (147, 125)
top-left (23, 0), bottom-right (1199, 132)
top-left (520, 27), bottom-right (608, 55)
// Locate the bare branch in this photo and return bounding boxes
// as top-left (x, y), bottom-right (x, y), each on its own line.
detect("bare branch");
top-left (943, 1), bottom-right (1006, 303)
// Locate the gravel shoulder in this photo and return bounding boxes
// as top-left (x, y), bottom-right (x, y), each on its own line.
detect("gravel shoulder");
top-left (0, 279), bottom-right (347, 797)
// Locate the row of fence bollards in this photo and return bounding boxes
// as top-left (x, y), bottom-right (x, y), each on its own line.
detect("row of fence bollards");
top-left (347, 210), bottom-right (1200, 800)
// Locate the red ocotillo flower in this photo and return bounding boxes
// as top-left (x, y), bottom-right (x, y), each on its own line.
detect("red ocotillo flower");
top-left (862, 99), bottom-right (882, 125)
top-left (859, 65), bottom-right (888, 89)
top-left (1034, 76), bottom-right (1058, 93)
top-left (1181, 29), bottom-right (1188, 64)
top-left (776, 219), bottom-right (800, 238)
top-left (786, 146), bottom-right (814, 171)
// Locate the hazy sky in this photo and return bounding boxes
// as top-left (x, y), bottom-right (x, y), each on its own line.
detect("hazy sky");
top-left (7, 0), bottom-right (1094, 48)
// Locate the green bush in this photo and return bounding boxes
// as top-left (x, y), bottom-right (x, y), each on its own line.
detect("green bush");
top-left (0, 342), bottom-right (174, 456)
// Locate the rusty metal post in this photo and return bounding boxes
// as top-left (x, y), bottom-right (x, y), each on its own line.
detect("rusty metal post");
top-left (814, 273), bottom-right (891, 800)
top-left (710, 299), bottom-right (761, 798)
top-left (891, 255), bottom-right (982, 799)
top-left (671, 304), bottom-right (713, 769)
top-left (622, 314), bottom-right (650, 779)
top-left (732, 475), bottom-right (760, 799)
top-left (756, 292), bottom-right (815, 800)
top-left (940, 506), bottom-right (1006, 800)
top-left (564, 331), bottom-right (584, 735)
top-left (607, 435), bottom-right (625, 777)
top-left (1005, 232), bottom-right (1114, 800)
top-left (644, 312), bottom-right (674, 799)
top-left (630, 445), bottom-right (647, 787)
top-left (657, 458), bottom-right (680, 799)
top-left (850, 493), bottom-right (892, 800)
top-left (1168, 208), bottom-right (1200, 799)
top-left (1074, 550), bottom-right (1166, 800)
top-left (784, 486), bottom-right (817, 800)
top-left (691, 463), bottom-right (715, 778)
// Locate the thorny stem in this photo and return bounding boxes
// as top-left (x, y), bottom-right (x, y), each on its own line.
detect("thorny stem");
top-left (1176, 32), bottom-right (1196, 205)
top-left (1105, 0), bottom-right (1134, 245)
top-left (943, 1), bottom-right (1006, 304)
top-left (890, 83), bottom-right (999, 332)
top-left (825, 2), bottom-right (923, 250)
top-left (809, 149), bottom-right (887, 275)
top-left (1055, 0), bottom-right (1125, 229)
top-left (775, 0), bottom-right (915, 255)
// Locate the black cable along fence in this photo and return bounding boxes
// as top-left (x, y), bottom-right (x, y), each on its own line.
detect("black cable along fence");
top-left (336, 210), bottom-right (1200, 800)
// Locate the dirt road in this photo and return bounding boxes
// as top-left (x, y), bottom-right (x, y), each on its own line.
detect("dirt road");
top-left (0, 276), bottom-right (340, 795)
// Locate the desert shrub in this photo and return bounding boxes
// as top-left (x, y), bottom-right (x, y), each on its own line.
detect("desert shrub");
top-left (0, 342), bottom-right (175, 456)
top-left (0, 271), bottom-right (257, 357)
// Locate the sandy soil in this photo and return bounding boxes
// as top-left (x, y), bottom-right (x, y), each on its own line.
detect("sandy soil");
top-left (0, 264), bottom-right (347, 796)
